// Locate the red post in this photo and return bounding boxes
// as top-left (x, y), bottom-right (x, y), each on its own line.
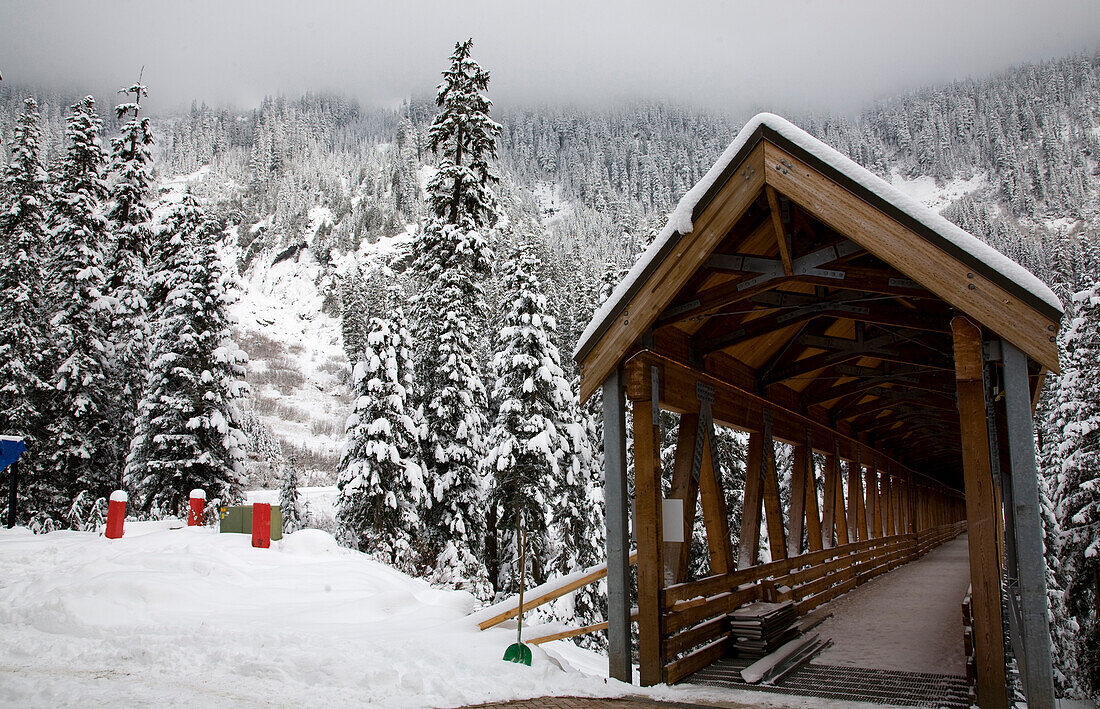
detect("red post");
top-left (105, 490), bottom-right (127, 539)
top-left (188, 489), bottom-right (206, 526)
top-left (252, 502), bottom-right (271, 548)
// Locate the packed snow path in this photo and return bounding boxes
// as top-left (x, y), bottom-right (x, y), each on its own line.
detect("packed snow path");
top-left (810, 534), bottom-right (972, 675)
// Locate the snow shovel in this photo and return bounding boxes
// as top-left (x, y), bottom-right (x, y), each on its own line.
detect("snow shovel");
top-left (503, 522), bottom-right (532, 666)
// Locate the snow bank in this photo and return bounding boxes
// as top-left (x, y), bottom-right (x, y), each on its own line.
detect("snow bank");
top-left (0, 524), bottom-right (624, 708)
top-left (574, 112), bottom-right (1062, 360)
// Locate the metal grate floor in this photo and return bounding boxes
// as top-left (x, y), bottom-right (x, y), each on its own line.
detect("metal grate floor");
top-left (687, 658), bottom-right (971, 708)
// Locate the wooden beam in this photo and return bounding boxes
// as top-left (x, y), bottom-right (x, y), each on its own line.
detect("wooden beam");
top-left (765, 140), bottom-right (1059, 372)
top-left (765, 337), bottom-right (954, 385)
top-left (834, 455), bottom-right (851, 546)
top-left (836, 390), bottom-right (957, 423)
top-left (761, 415), bottom-right (788, 561)
top-left (788, 437), bottom-right (810, 557)
top-left (804, 433), bottom-right (824, 552)
top-left (850, 455), bottom-right (866, 542)
top-left (698, 415), bottom-right (735, 575)
top-left (630, 365), bottom-right (666, 687)
top-left (951, 316), bottom-right (1008, 709)
top-left (696, 297), bottom-right (951, 356)
top-left (666, 414), bottom-right (700, 585)
top-left (739, 431), bottom-right (765, 568)
top-left (805, 369), bottom-right (950, 406)
top-left (820, 449), bottom-right (838, 548)
top-left (766, 185), bottom-right (794, 276)
top-left (883, 469), bottom-right (895, 537)
top-left (866, 464), bottom-right (880, 539)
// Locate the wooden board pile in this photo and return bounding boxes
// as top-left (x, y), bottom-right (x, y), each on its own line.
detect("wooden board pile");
top-left (728, 600), bottom-right (799, 658)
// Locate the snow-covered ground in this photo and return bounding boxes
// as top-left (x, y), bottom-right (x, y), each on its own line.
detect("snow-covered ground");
top-left (0, 522), bottom-right (617, 708)
top-left (888, 169), bottom-right (988, 212)
top-left (0, 524), bottom-right (893, 709)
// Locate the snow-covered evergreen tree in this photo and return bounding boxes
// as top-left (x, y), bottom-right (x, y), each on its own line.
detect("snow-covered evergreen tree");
top-left (341, 266), bottom-right (369, 366)
top-left (411, 39), bottom-right (500, 595)
top-left (0, 97), bottom-right (52, 519)
top-left (336, 283), bottom-right (427, 572)
top-left (425, 38), bottom-right (501, 231)
top-left (126, 206), bottom-right (249, 514)
top-left (1051, 266), bottom-right (1100, 700)
top-left (280, 457), bottom-right (305, 534)
top-left (484, 241), bottom-right (573, 591)
top-left (46, 96), bottom-right (117, 520)
top-left (105, 81), bottom-right (156, 485)
top-left (150, 192), bottom-right (204, 310)
top-left (550, 383), bottom-right (607, 645)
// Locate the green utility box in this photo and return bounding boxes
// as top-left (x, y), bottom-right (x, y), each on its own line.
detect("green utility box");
top-left (219, 504), bottom-right (283, 541)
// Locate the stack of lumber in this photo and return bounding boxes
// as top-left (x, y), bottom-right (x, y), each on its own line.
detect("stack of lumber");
top-left (728, 601), bottom-right (799, 658)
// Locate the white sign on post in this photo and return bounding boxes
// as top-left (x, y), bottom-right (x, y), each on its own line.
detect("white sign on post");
top-left (662, 498), bottom-right (685, 543)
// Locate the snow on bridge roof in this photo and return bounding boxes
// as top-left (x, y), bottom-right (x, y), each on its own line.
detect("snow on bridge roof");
top-left (574, 112), bottom-right (1062, 364)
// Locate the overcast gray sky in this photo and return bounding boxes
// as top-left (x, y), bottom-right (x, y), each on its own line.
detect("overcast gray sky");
top-left (2, 0), bottom-right (1099, 116)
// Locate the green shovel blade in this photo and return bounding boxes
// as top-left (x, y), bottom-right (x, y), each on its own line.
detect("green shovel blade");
top-left (503, 642), bottom-right (532, 666)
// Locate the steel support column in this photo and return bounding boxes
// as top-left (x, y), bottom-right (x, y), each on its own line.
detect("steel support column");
top-left (602, 368), bottom-right (633, 683)
top-left (1001, 342), bottom-right (1056, 708)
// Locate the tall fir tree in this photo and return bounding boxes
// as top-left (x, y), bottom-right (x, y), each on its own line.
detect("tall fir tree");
top-left (336, 283), bottom-right (427, 572)
top-left (551, 384), bottom-right (607, 644)
top-left (340, 265), bottom-right (370, 366)
top-left (280, 457), bottom-right (305, 534)
top-left (125, 206), bottom-right (249, 514)
top-left (0, 97), bottom-right (53, 520)
top-left (484, 242), bottom-right (573, 591)
top-left (425, 38), bottom-right (501, 231)
top-left (106, 81), bottom-right (156, 487)
top-left (412, 39), bottom-right (500, 594)
top-left (46, 96), bottom-right (117, 520)
top-left (1051, 267), bottom-right (1100, 700)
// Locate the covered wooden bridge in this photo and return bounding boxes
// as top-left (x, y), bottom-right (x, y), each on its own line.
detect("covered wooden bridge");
top-left (573, 113), bottom-right (1062, 708)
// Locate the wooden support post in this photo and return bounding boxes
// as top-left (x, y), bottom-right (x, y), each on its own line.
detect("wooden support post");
top-left (602, 369), bottom-right (632, 683)
top-left (820, 450), bottom-right (837, 549)
top-left (666, 414), bottom-right (700, 585)
top-left (865, 463), bottom-right (879, 539)
top-left (952, 316), bottom-right (1007, 709)
top-left (849, 455), bottom-right (865, 542)
top-left (834, 449), bottom-right (850, 546)
top-left (907, 475), bottom-right (916, 533)
top-left (884, 469), bottom-right (895, 537)
top-left (803, 430), bottom-right (823, 553)
top-left (739, 430), bottom-right (765, 568)
top-left (761, 414), bottom-right (787, 561)
top-left (697, 414), bottom-right (735, 575)
top-left (788, 437), bottom-right (809, 557)
top-left (876, 464), bottom-right (887, 537)
top-left (630, 366), bottom-right (665, 687)
top-left (1002, 341), bottom-right (1056, 708)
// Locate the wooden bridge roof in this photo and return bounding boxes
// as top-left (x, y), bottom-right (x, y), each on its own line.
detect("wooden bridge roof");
top-left (575, 113), bottom-right (1062, 484)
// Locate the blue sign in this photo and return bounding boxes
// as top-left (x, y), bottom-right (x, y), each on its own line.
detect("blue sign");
top-left (0, 436), bottom-right (26, 470)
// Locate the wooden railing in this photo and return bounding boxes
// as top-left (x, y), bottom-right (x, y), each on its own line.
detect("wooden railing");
top-left (472, 552), bottom-right (638, 633)
top-left (662, 521), bottom-right (966, 683)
